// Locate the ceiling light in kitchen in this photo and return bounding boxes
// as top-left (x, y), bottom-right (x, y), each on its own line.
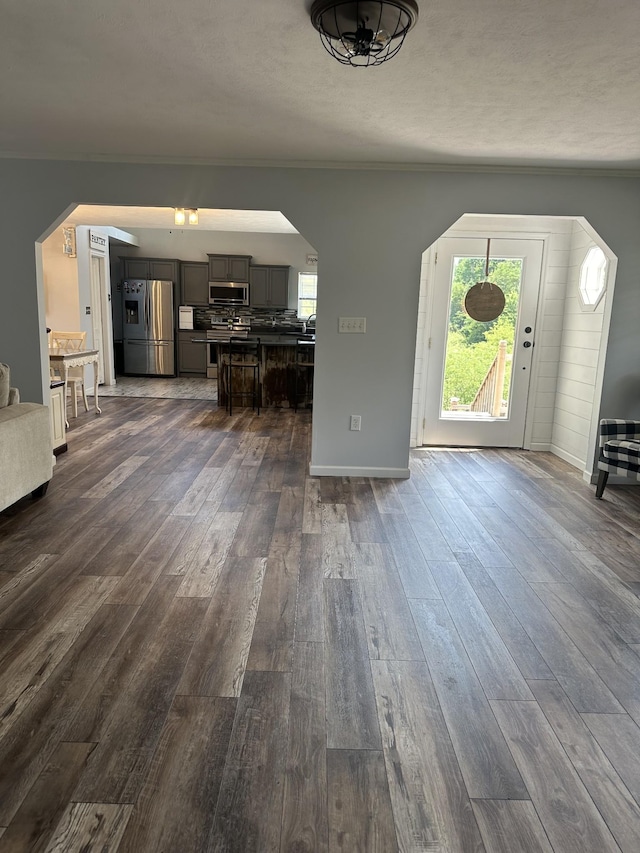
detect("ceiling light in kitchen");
top-left (174, 207), bottom-right (199, 226)
top-left (310, 0), bottom-right (419, 67)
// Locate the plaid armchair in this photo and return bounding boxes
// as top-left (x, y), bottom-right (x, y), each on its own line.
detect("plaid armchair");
top-left (595, 419), bottom-right (640, 498)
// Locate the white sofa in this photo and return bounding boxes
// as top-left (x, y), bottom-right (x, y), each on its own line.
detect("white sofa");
top-left (0, 364), bottom-right (54, 512)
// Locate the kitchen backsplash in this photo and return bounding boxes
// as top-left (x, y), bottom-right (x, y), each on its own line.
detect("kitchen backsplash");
top-left (194, 306), bottom-right (304, 330)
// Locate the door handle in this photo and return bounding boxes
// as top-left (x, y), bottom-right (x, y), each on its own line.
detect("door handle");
top-left (523, 341), bottom-right (533, 348)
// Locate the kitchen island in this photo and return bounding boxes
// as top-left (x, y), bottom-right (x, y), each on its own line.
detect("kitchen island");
top-left (216, 334), bottom-right (315, 410)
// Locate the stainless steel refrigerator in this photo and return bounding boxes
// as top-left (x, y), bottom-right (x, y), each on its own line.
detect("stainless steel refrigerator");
top-left (122, 280), bottom-right (175, 375)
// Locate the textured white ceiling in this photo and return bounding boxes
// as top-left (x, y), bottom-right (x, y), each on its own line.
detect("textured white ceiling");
top-left (2, 1), bottom-right (639, 169)
top-left (65, 205), bottom-right (299, 233)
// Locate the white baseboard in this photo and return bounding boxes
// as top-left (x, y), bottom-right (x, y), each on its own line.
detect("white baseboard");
top-left (549, 444), bottom-right (586, 473)
top-left (309, 465), bottom-right (410, 479)
top-left (585, 471), bottom-right (639, 486)
top-left (529, 442), bottom-right (551, 452)
top-left (528, 446), bottom-right (636, 487)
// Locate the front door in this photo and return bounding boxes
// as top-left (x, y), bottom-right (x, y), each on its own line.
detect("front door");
top-left (423, 237), bottom-right (543, 447)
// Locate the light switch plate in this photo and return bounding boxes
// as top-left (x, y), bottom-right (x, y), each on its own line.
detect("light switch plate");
top-left (339, 317), bottom-right (366, 333)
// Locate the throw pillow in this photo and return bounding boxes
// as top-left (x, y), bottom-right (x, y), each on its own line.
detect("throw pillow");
top-left (0, 363), bottom-right (10, 408)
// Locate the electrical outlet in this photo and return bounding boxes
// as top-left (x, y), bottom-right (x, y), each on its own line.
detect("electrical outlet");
top-left (350, 415), bottom-right (362, 431)
top-left (85, 306), bottom-right (91, 314)
top-left (338, 317), bottom-right (366, 333)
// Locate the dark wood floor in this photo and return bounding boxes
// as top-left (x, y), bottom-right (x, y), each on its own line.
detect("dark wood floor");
top-left (1, 398), bottom-right (640, 852)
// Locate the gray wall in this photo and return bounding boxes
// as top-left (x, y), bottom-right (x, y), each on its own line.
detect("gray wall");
top-left (1, 159), bottom-right (638, 476)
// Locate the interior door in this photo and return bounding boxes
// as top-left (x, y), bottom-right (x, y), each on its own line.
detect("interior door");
top-left (423, 237), bottom-right (543, 447)
top-left (90, 253), bottom-right (115, 385)
top-left (89, 254), bottom-right (105, 383)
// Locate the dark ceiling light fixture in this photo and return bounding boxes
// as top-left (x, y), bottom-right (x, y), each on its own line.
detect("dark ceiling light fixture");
top-left (310, 0), bottom-right (419, 67)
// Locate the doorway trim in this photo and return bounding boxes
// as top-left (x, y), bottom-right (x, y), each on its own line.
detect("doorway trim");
top-left (415, 226), bottom-right (552, 450)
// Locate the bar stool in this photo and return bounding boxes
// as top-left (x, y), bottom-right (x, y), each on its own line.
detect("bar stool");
top-left (293, 339), bottom-right (315, 412)
top-left (226, 336), bottom-right (261, 415)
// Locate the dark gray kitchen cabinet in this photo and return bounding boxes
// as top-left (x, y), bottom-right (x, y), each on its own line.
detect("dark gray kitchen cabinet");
top-left (249, 265), bottom-right (290, 308)
top-left (180, 262), bottom-right (209, 306)
top-left (269, 266), bottom-right (290, 307)
top-left (150, 259), bottom-right (179, 281)
top-left (122, 258), bottom-right (149, 280)
top-left (207, 254), bottom-right (251, 282)
top-left (178, 331), bottom-right (207, 375)
top-left (248, 266), bottom-right (269, 306)
top-left (122, 257), bottom-right (179, 283)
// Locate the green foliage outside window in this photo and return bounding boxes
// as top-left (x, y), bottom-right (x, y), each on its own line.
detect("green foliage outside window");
top-left (442, 257), bottom-right (522, 409)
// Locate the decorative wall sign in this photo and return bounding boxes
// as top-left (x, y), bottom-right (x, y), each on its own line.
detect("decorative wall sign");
top-left (62, 226), bottom-right (76, 257)
top-left (464, 282), bottom-right (505, 322)
top-left (306, 253), bottom-right (318, 266)
top-left (89, 230), bottom-right (107, 254)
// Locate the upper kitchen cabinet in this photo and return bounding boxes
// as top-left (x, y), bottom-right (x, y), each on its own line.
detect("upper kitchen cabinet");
top-left (122, 258), bottom-right (149, 280)
top-left (249, 265), bottom-right (290, 309)
top-left (122, 257), bottom-right (180, 282)
top-left (180, 261), bottom-right (209, 306)
top-left (207, 254), bottom-right (252, 282)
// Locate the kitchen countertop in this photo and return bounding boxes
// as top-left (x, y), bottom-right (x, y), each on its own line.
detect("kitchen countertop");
top-left (259, 333), bottom-right (315, 345)
top-left (208, 332), bottom-right (315, 345)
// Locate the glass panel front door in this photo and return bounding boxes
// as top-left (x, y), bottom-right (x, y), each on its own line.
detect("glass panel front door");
top-left (423, 237), bottom-right (543, 448)
top-left (442, 254), bottom-right (523, 420)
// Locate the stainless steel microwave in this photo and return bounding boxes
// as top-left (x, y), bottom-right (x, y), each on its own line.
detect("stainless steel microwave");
top-left (209, 281), bottom-right (249, 306)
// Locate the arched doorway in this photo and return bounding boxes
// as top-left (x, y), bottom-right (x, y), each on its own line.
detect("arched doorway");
top-left (412, 214), bottom-right (617, 482)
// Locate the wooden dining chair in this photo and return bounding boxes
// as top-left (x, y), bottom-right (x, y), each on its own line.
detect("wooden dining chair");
top-left (50, 331), bottom-right (90, 418)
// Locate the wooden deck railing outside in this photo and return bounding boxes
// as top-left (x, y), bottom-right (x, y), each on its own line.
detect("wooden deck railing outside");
top-left (471, 340), bottom-right (508, 416)
top-left (449, 340), bottom-right (510, 416)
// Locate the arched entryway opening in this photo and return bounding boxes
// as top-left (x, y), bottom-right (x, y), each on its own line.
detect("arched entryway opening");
top-left (411, 214), bottom-right (617, 484)
top-left (36, 203), bottom-right (319, 425)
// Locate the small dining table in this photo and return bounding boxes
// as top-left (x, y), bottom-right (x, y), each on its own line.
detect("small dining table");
top-left (48, 347), bottom-right (102, 427)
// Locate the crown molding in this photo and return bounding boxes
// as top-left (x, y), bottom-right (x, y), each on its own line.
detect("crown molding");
top-left (1, 149), bottom-right (639, 177)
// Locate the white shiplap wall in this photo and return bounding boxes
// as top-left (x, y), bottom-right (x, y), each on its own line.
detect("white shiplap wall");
top-left (550, 222), bottom-right (606, 471)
